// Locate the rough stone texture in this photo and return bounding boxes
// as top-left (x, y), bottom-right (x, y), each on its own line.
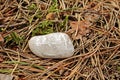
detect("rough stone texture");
top-left (0, 74), bottom-right (13, 80)
top-left (28, 33), bottom-right (74, 58)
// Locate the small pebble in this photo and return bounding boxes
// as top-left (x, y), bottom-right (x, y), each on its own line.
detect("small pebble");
top-left (28, 33), bottom-right (74, 58)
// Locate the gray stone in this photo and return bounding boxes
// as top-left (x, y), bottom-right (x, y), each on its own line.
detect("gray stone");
top-left (28, 33), bottom-right (74, 58)
top-left (0, 74), bottom-right (13, 80)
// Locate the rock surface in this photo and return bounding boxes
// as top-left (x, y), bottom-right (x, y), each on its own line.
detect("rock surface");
top-left (28, 33), bottom-right (74, 58)
top-left (0, 74), bottom-right (13, 80)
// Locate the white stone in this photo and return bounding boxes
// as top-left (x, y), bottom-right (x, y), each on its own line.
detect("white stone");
top-left (28, 33), bottom-right (74, 58)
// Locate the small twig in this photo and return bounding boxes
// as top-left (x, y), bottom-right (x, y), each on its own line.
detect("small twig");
top-left (0, 21), bottom-right (27, 28)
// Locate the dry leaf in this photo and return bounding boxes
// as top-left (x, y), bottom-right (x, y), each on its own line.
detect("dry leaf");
top-left (67, 20), bottom-right (91, 40)
top-left (0, 34), bottom-right (4, 42)
top-left (46, 12), bottom-right (56, 20)
top-left (39, 2), bottom-right (48, 10)
top-left (84, 13), bottom-right (100, 22)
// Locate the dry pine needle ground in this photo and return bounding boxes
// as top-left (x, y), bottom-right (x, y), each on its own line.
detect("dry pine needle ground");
top-left (0, 0), bottom-right (120, 80)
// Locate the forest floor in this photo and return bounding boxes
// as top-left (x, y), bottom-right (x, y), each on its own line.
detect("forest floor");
top-left (0, 0), bottom-right (120, 80)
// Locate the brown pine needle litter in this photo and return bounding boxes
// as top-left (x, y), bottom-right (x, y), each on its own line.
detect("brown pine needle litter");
top-left (0, 0), bottom-right (120, 80)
